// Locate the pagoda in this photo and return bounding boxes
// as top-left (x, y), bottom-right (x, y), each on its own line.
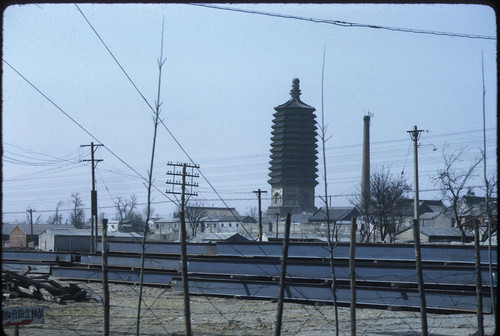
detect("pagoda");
top-left (267, 78), bottom-right (318, 216)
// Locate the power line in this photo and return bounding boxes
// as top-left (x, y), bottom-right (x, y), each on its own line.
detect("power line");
top-left (74, 4), bottom-right (257, 227)
top-left (1, 59), bottom-right (176, 206)
top-left (188, 3), bottom-right (496, 40)
top-left (4, 184), bottom-right (492, 216)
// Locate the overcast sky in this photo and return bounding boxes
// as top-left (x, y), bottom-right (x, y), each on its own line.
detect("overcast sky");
top-left (2, 3), bottom-right (497, 224)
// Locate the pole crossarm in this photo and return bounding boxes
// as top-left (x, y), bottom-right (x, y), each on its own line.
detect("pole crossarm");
top-left (166, 162), bottom-right (200, 197)
top-left (81, 143), bottom-right (104, 165)
top-left (406, 128), bottom-right (425, 142)
top-left (166, 164), bottom-right (199, 197)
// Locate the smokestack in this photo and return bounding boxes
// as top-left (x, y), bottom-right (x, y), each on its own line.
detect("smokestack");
top-left (361, 114), bottom-right (371, 212)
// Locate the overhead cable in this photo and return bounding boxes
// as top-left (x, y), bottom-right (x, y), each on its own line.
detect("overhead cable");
top-left (188, 3), bottom-right (496, 40)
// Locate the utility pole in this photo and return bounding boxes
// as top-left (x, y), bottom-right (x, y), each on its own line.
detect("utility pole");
top-left (407, 125), bottom-right (428, 336)
top-left (253, 189), bottom-right (267, 241)
top-left (275, 213), bottom-right (280, 239)
top-left (481, 51), bottom-right (495, 321)
top-left (27, 209), bottom-right (35, 248)
top-left (166, 162), bottom-right (199, 336)
top-left (81, 142), bottom-right (103, 252)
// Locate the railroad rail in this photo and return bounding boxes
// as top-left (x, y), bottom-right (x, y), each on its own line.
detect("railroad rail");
top-left (2, 242), bottom-right (497, 314)
top-left (171, 275), bottom-right (495, 314)
top-left (77, 252), bottom-right (497, 287)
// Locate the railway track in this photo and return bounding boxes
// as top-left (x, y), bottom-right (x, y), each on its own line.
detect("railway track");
top-left (2, 242), bottom-right (497, 314)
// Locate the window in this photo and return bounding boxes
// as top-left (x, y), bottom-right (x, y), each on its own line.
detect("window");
top-left (273, 192), bottom-right (282, 205)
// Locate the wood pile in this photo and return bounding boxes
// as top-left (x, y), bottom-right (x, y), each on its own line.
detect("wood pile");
top-left (2, 266), bottom-right (101, 304)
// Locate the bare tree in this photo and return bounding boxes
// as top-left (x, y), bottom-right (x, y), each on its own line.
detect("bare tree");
top-left (480, 174), bottom-right (497, 242)
top-left (245, 206), bottom-right (258, 219)
top-left (47, 201), bottom-right (64, 225)
top-left (433, 146), bottom-right (481, 243)
top-left (70, 193), bottom-right (85, 229)
top-left (356, 168), bottom-right (411, 243)
top-left (115, 195), bottom-right (138, 221)
top-left (319, 47), bottom-right (339, 336)
top-left (351, 193), bottom-right (375, 243)
top-left (114, 195), bottom-right (144, 232)
top-left (185, 202), bottom-right (208, 238)
top-left (136, 21), bottom-right (166, 335)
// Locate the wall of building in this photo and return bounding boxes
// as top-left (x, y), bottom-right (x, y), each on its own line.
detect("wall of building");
top-left (39, 231), bottom-right (55, 251)
top-left (54, 236), bottom-right (91, 252)
top-left (9, 226), bottom-right (26, 248)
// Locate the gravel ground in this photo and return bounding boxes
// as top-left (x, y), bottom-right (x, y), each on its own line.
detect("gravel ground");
top-left (2, 281), bottom-right (496, 336)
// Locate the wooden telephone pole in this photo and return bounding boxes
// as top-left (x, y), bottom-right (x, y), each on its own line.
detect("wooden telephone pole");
top-left (407, 125), bottom-right (428, 336)
top-left (166, 162), bottom-right (199, 336)
top-left (81, 142), bottom-right (103, 252)
top-left (27, 209), bottom-right (35, 248)
top-left (253, 189), bottom-right (267, 241)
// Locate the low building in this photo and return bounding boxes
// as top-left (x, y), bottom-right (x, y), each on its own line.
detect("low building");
top-left (39, 228), bottom-right (141, 252)
top-left (418, 200), bottom-right (453, 228)
top-left (398, 200), bottom-right (453, 232)
top-left (202, 215), bottom-right (257, 235)
top-left (395, 226), bottom-right (474, 244)
top-left (458, 195), bottom-right (497, 230)
top-left (2, 224), bottom-right (74, 248)
top-left (106, 220), bottom-right (120, 233)
top-left (150, 218), bottom-right (180, 241)
top-left (307, 206), bottom-right (361, 241)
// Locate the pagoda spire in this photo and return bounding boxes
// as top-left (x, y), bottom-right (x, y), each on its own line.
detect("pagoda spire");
top-left (290, 78), bottom-right (301, 100)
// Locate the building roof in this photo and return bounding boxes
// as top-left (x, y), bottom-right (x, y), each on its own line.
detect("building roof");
top-left (308, 207), bottom-right (360, 223)
top-left (274, 78), bottom-right (316, 110)
top-left (189, 232), bottom-right (249, 243)
top-left (399, 199), bottom-right (449, 218)
top-left (462, 195), bottom-right (487, 205)
top-left (40, 228), bottom-right (141, 238)
top-left (2, 224), bottom-right (75, 235)
top-left (459, 196), bottom-right (497, 217)
top-left (151, 219), bottom-right (179, 225)
top-left (184, 206), bottom-right (241, 218)
top-left (216, 216), bottom-right (257, 223)
top-left (398, 226), bottom-right (473, 239)
top-left (419, 226), bottom-right (473, 238)
top-left (289, 213), bottom-right (313, 224)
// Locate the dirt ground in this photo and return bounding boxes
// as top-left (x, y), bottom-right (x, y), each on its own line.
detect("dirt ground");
top-left (2, 281), bottom-right (497, 336)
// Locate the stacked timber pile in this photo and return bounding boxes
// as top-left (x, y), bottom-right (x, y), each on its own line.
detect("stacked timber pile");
top-left (2, 266), bottom-right (100, 304)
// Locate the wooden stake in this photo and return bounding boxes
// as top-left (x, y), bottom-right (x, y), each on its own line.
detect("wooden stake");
top-left (180, 164), bottom-right (192, 336)
top-left (349, 217), bottom-right (357, 336)
top-left (474, 219), bottom-right (484, 335)
top-left (275, 213), bottom-right (291, 336)
top-left (102, 218), bottom-right (110, 336)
